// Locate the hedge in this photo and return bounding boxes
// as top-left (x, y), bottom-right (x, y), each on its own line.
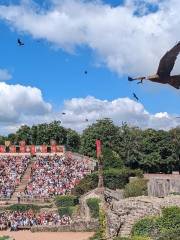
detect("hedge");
top-left (6, 204), bottom-right (40, 212)
top-left (124, 178), bottom-right (148, 198)
top-left (73, 168), bottom-right (143, 196)
top-left (58, 206), bottom-right (74, 217)
top-left (55, 195), bottom-right (78, 207)
top-left (86, 198), bottom-right (100, 219)
top-left (0, 237), bottom-right (11, 240)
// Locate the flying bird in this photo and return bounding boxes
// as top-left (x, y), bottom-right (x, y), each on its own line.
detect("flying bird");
top-left (84, 70), bottom-right (88, 74)
top-left (133, 93), bottom-right (139, 101)
top-left (17, 38), bottom-right (24, 46)
top-left (62, 112), bottom-right (66, 115)
top-left (128, 42), bottom-right (180, 89)
top-left (85, 118), bottom-right (89, 122)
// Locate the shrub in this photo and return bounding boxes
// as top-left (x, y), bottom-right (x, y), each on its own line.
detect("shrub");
top-left (132, 217), bottom-right (158, 237)
top-left (132, 206), bottom-right (180, 239)
top-left (55, 195), bottom-right (78, 207)
top-left (124, 178), bottom-right (148, 198)
top-left (114, 236), bottom-right (151, 240)
top-left (156, 228), bottom-right (180, 240)
top-left (156, 206), bottom-right (180, 231)
top-left (6, 204), bottom-right (40, 212)
top-left (87, 198), bottom-right (100, 219)
top-left (99, 208), bottom-right (107, 240)
top-left (0, 237), bottom-right (11, 240)
top-left (58, 206), bottom-right (74, 217)
top-left (73, 168), bottom-right (143, 196)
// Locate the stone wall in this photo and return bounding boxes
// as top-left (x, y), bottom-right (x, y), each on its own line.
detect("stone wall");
top-left (144, 174), bottom-right (180, 197)
top-left (107, 195), bottom-right (180, 238)
top-left (31, 219), bottom-right (99, 232)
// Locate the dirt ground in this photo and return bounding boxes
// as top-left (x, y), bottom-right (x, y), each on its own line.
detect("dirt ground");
top-left (0, 231), bottom-right (94, 240)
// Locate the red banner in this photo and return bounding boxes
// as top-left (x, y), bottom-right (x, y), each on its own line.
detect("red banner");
top-left (26, 146), bottom-right (31, 153)
top-left (51, 145), bottom-right (57, 153)
top-left (0, 145), bottom-right (5, 153)
top-left (96, 140), bottom-right (102, 158)
top-left (20, 145), bottom-right (26, 153)
top-left (10, 145), bottom-right (16, 153)
top-left (41, 145), bottom-right (47, 153)
top-left (31, 145), bottom-right (36, 155)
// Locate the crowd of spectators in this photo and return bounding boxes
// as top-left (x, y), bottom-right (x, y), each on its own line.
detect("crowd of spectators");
top-left (24, 155), bottom-right (92, 198)
top-left (0, 156), bottom-right (30, 198)
top-left (0, 211), bottom-right (71, 231)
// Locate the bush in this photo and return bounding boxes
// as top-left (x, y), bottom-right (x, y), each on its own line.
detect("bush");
top-left (0, 237), bottom-right (11, 240)
top-left (55, 195), bottom-right (78, 207)
top-left (124, 178), bottom-right (148, 198)
top-left (87, 198), bottom-right (100, 219)
top-left (104, 168), bottom-right (143, 190)
top-left (114, 236), bottom-right (151, 240)
top-left (156, 206), bottom-right (180, 231)
top-left (99, 208), bottom-right (107, 240)
top-left (58, 206), bottom-right (74, 217)
top-left (73, 168), bottom-right (143, 196)
top-left (132, 217), bottom-right (158, 237)
top-left (132, 206), bottom-right (180, 239)
top-left (156, 228), bottom-right (180, 240)
top-left (6, 204), bottom-right (40, 212)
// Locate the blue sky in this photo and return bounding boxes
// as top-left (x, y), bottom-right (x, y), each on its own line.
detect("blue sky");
top-left (0, 0), bottom-right (179, 133)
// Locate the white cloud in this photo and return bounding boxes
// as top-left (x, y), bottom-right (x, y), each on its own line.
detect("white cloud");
top-left (60, 96), bottom-right (180, 132)
top-left (0, 69), bottom-right (12, 81)
top-left (0, 82), bottom-right (51, 124)
top-left (0, 0), bottom-right (180, 77)
top-left (0, 84), bottom-right (178, 134)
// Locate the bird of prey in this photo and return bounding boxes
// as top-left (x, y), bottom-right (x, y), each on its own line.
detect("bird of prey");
top-left (17, 38), bottom-right (24, 46)
top-left (133, 93), bottom-right (139, 101)
top-left (128, 42), bottom-right (180, 89)
top-left (62, 112), bottom-right (66, 115)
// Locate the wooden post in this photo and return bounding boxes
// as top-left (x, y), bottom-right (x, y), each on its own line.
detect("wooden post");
top-left (98, 154), bottom-right (104, 188)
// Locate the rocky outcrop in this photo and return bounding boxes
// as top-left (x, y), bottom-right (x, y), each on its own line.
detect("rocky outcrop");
top-left (107, 195), bottom-right (180, 238)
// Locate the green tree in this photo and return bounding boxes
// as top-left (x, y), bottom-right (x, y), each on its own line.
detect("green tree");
top-left (80, 118), bottom-right (119, 158)
top-left (66, 128), bottom-right (80, 152)
top-left (103, 147), bottom-right (123, 169)
top-left (15, 125), bottom-right (32, 144)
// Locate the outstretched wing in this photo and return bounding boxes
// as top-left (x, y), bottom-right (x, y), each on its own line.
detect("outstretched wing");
top-left (157, 42), bottom-right (180, 77)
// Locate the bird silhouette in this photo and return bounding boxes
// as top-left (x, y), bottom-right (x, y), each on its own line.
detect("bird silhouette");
top-left (128, 42), bottom-right (180, 89)
top-left (17, 38), bottom-right (24, 46)
top-left (84, 70), bottom-right (88, 74)
top-left (85, 118), bottom-right (89, 122)
top-left (133, 93), bottom-right (139, 101)
top-left (62, 112), bottom-right (66, 115)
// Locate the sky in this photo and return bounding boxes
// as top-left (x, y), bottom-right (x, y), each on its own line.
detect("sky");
top-left (0, 0), bottom-right (180, 134)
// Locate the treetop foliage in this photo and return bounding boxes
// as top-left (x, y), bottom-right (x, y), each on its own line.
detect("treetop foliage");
top-left (1, 118), bottom-right (180, 173)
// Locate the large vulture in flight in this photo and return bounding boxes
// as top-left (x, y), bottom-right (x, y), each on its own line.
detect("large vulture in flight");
top-left (128, 42), bottom-right (180, 89)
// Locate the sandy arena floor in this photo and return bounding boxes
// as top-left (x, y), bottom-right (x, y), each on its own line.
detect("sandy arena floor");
top-left (0, 231), bottom-right (94, 240)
